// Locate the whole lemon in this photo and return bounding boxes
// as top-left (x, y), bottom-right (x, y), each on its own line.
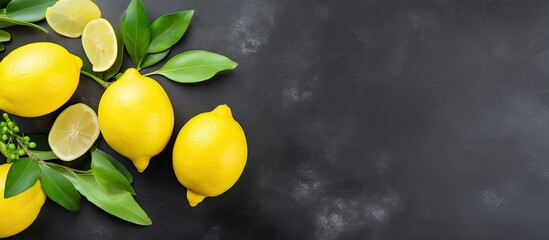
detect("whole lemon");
top-left (0, 42), bottom-right (82, 117)
top-left (0, 163), bottom-right (46, 238)
top-left (98, 68), bottom-right (174, 172)
top-left (173, 105), bottom-right (247, 207)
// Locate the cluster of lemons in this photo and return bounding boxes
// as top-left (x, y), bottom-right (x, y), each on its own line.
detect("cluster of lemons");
top-left (0, 0), bottom-right (247, 237)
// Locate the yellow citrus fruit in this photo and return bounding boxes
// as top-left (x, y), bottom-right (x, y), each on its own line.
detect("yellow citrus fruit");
top-left (172, 105), bottom-right (247, 207)
top-left (0, 163), bottom-right (46, 238)
top-left (0, 42), bottom-right (82, 117)
top-left (49, 103), bottom-right (100, 161)
top-left (82, 18), bottom-right (117, 72)
top-left (98, 68), bottom-right (174, 172)
top-left (46, 0), bottom-right (101, 38)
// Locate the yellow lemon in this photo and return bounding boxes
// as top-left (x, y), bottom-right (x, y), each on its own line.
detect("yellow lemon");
top-left (98, 68), bottom-right (174, 172)
top-left (46, 0), bottom-right (101, 38)
top-left (0, 163), bottom-right (46, 238)
top-left (0, 42), bottom-right (82, 117)
top-left (172, 105), bottom-right (247, 207)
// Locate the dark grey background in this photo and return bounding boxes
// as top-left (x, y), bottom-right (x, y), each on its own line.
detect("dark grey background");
top-left (5, 0), bottom-right (549, 239)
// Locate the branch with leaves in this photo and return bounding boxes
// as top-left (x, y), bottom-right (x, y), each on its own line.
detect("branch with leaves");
top-left (0, 113), bottom-right (151, 226)
top-left (83, 0), bottom-right (237, 87)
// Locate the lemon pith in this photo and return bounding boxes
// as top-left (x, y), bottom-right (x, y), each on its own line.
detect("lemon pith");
top-left (98, 68), bottom-right (174, 173)
top-left (0, 163), bottom-right (46, 238)
top-left (172, 105), bottom-right (248, 207)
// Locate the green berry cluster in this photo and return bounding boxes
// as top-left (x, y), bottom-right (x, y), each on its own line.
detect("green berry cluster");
top-left (1, 113), bottom-right (36, 163)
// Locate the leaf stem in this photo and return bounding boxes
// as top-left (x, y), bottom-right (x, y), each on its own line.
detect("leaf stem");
top-left (14, 135), bottom-right (39, 161)
top-left (81, 70), bottom-right (111, 88)
top-left (142, 71), bottom-right (156, 77)
top-left (44, 162), bottom-right (93, 174)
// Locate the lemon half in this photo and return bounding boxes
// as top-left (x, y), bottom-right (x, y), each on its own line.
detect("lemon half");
top-left (82, 18), bottom-right (117, 72)
top-left (49, 103), bottom-right (100, 161)
top-left (46, 0), bottom-right (101, 38)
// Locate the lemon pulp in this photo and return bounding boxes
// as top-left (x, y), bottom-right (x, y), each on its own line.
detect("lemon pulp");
top-left (49, 103), bottom-right (100, 161)
top-left (46, 0), bottom-right (101, 38)
top-left (82, 18), bottom-right (117, 72)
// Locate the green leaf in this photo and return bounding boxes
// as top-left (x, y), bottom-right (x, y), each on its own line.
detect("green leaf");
top-left (6, 0), bottom-right (55, 22)
top-left (91, 149), bottom-right (135, 195)
top-left (0, 42), bottom-right (4, 52)
top-left (0, 29), bottom-right (10, 42)
top-left (93, 148), bottom-right (133, 183)
top-left (148, 50), bottom-right (238, 83)
top-left (0, 16), bottom-right (48, 32)
top-left (39, 164), bottom-right (80, 211)
top-left (141, 48), bottom-right (170, 69)
top-left (148, 10), bottom-right (193, 53)
top-left (104, 11), bottom-right (126, 81)
top-left (4, 157), bottom-right (40, 198)
top-left (31, 150), bottom-right (57, 160)
top-left (61, 172), bottom-right (152, 226)
top-left (122, 0), bottom-right (150, 68)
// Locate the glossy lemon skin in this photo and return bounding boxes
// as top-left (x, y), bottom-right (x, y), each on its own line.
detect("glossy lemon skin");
top-left (173, 105), bottom-right (247, 207)
top-left (98, 68), bottom-right (174, 172)
top-left (0, 42), bottom-right (82, 117)
top-left (0, 163), bottom-right (46, 238)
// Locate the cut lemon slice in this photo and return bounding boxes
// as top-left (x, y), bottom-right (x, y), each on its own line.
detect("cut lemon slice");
top-left (45, 0), bottom-right (101, 38)
top-left (82, 18), bottom-right (117, 72)
top-left (49, 103), bottom-right (100, 161)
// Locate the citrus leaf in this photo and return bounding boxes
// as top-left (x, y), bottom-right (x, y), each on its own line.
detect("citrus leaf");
top-left (141, 48), bottom-right (170, 69)
top-left (0, 29), bottom-right (10, 42)
top-left (148, 50), bottom-right (238, 83)
top-left (0, 42), bottom-right (4, 51)
top-left (122, 0), bottom-right (150, 68)
top-left (6, 0), bottom-right (55, 22)
top-left (0, 16), bottom-right (47, 32)
top-left (4, 157), bottom-right (40, 198)
top-left (91, 149), bottom-right (135, 195)
top-left (61, 172), bottom-right (152, 226)
top-left (39, 164), bottom-right (80, 211)
top-left (30, 150), bottom-right (57, 160)
top-left (148, 10), bottom-right (193, 53)
top-left (104, 11), bottom-right (126, 81)
top-left (93, 148), bottom-right (133, 183)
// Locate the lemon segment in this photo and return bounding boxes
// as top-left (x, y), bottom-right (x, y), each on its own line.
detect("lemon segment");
top-left (46, 0), bottom-right (101, 38)
top-left (0, 163), bottom-right (46, 238)
top-left (82, 18), bottom-right (118, 72)
top-left (49, 103), bottom-right (100, 161)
